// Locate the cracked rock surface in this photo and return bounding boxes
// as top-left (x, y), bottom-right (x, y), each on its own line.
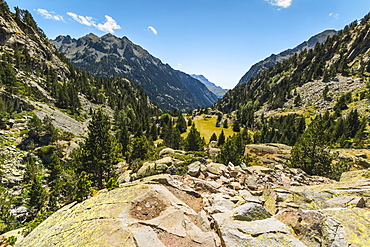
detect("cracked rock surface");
top-left (17, 168), bottom-right (370, 247)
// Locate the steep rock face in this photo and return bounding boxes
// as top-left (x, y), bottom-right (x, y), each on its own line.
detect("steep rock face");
top-left (237, 30), bottom-right (337, 86)
top-left (191, 74), bottom-right (229, 98)
top-left (51, 34), bottom-right (218, 110)
top-left (0, 7), bottom-right (70, 80)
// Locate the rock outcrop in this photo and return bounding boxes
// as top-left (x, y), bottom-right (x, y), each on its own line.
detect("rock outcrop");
top-left (17, 165), bottom-right (370, 246)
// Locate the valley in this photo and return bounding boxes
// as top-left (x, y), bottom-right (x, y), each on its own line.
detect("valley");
top-left (1, 0), bottom-right (370, 246)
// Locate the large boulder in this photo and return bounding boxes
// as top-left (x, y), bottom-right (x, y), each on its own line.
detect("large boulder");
top-left (233, 202), bottom-right (271, 221)
top-left (206, 162), bottom-right (227, 175)
top-left (159, 148), bottom-right (175, 156)
top-left (212, 215), bottom-right (306, 247)
top-left (19, 175), bottom-right (221, 247)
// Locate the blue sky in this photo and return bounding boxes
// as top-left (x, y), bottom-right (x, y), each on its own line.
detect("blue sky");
top-left (6, 0), bottom-right (370, 89)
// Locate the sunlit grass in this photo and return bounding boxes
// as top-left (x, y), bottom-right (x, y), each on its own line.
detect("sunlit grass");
top-left (185, 115), bottom-right (235, 142)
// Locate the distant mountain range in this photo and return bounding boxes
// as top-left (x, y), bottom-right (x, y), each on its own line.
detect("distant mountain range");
top-left (190, 74), bottom-right (229, 98)
top-left (237, 30), bottom-right (337, 86)
top-left (51, 34), bottom-right (218, 110)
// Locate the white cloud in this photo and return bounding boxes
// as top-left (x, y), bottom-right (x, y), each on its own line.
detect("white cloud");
top-left (96, 15), bottom-right (121, 33)
top-left (67, 12), bottom-right (95, 26)
top-left (329, 13), bottom-right (339, 19)
top-left (67, 12), bottom-right (121, 33)
top-left (35, 9), bottom-right (64, 21)
top-left (266, 0), bottom-right (293, 8)
top-left (148, 26), bottom-right (158, 35)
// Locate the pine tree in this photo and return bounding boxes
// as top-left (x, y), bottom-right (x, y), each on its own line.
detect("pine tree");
top-left (24, 156), bottom-right (47, 214)
top-left (218, 133), bottom-right (245, 165)
top-left (82, 109), bottom-right (119, 189)
top-left (241, 127), bottom-right (251, 144)
top-left (232, 121), bottom-right (241, 132)
top-left (176, 114), bottom-right (187, 133)
top-left (28, 115), bottom-right (43, 140)
top-left (217, 130), bottom-right (226, 146)
top-left (0, 184), bottom-right (18, 233)
top-left (290, 116), bottom-right (333, 177)
top-left (294, 94), bottom-right (301, 106)
top-left (209, 133), bottom-right (217, 143)
top-left (323, 85), bottom-right (329, 99)
top-left (185, 124), bottom-right (204, 151)
top-left (129, 134), bottom-right (152, 161)
top-left (163, 122), bottom-right (182, 149)
top-left (187, 117), bottom-right (193, 127)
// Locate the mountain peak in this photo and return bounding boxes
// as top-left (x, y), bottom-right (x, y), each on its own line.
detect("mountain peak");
top-left (83, 33), bottom-right (100, 41)
top-left (51, 34), bottom-right (218, 110)
top-left (190, 74), bottom-right (229, 98)
top-left (101, 33), bottom-right (117, 40)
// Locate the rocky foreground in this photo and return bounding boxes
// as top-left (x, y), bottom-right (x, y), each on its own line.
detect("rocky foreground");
top-left (12, 145), bottom-right (370, 247)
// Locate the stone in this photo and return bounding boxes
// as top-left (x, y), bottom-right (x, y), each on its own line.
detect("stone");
top-left (230, 181), bottom-right (242, 190)
top-left (204, 193), bottom-right (235, 214)
top-left (325, 195), bottom-right (366, 208)
top-left (322, 207), bottom-right (370, 247)
top-left (355, 153), bottom-right (367, 158)
top-left (212, 214), bottom-right (306, 247)
top-left (155, 156), bottom-right (173, 165)
top-left (208, 148), bottom-right (221, 156)
top-left (117, 170), bottom-right (132, 184)
top-left (246, 166), bottom-right (273, 174)
top-left (206, 162), bottom-right (227, 175)
top-left (137, 162), bottom-right (168, 178)
top-left (240, 162), bottom-right (249, 171)
top-left (187, 161), bottom-right (201, 177)
top-left (159, 148), bottom-right (175, 156)
top-left (357, 157), bottom-right (370, 168)
top-left (130, 225), bottom-right (166, 247)
top-left (192, 178), bottom-right (221, 193)
top-left (275, 209), bottom-right (348, 247)
top-left (250, 190), bottom-right (263, 196)
top-left (340, 169), bottom-right (370, 182)
top-left (233, 203), bottom-right (271, 221)
top-left (244, 177), bottom-right (258, 190)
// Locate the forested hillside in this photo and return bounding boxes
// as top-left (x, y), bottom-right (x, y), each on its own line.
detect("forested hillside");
top-left (0, 0), bottom-right (161, 237)
top-left (237, 30), bottom-right (337, 86)
top-left (211, 13), bottom-right (370, 179)
top-left (217, 15), bottom-right (370, 113)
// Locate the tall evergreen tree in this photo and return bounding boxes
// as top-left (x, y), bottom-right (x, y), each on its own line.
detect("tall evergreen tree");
top-left (82, 110), bottom-right (119, 189)
top-left (176, 114), bottom-right (187, 133)
top-left (290, 116), bottom-right (333, 177)
top-left (24, 155), bottom-right (47, 214)
top-left (218, 133), bottom-right (245, 165)
top-left (163, 122), bottom-right (182, 149)
top-left (217, 130), bottom-right (226, 146)
top-left (209, 133), bottom-right (217, 143)
top-left (185, 124), bottom-right (204, 151)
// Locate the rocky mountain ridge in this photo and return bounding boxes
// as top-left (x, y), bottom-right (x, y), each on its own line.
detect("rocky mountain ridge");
top-left (51, 34), bottom-right (218, 110)
top-left (190, 74), bottom-right (229, 98)
top-left (237, 29), bottom-right (337, 86)
top-left (216, 17), bottom-right (370, 116)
